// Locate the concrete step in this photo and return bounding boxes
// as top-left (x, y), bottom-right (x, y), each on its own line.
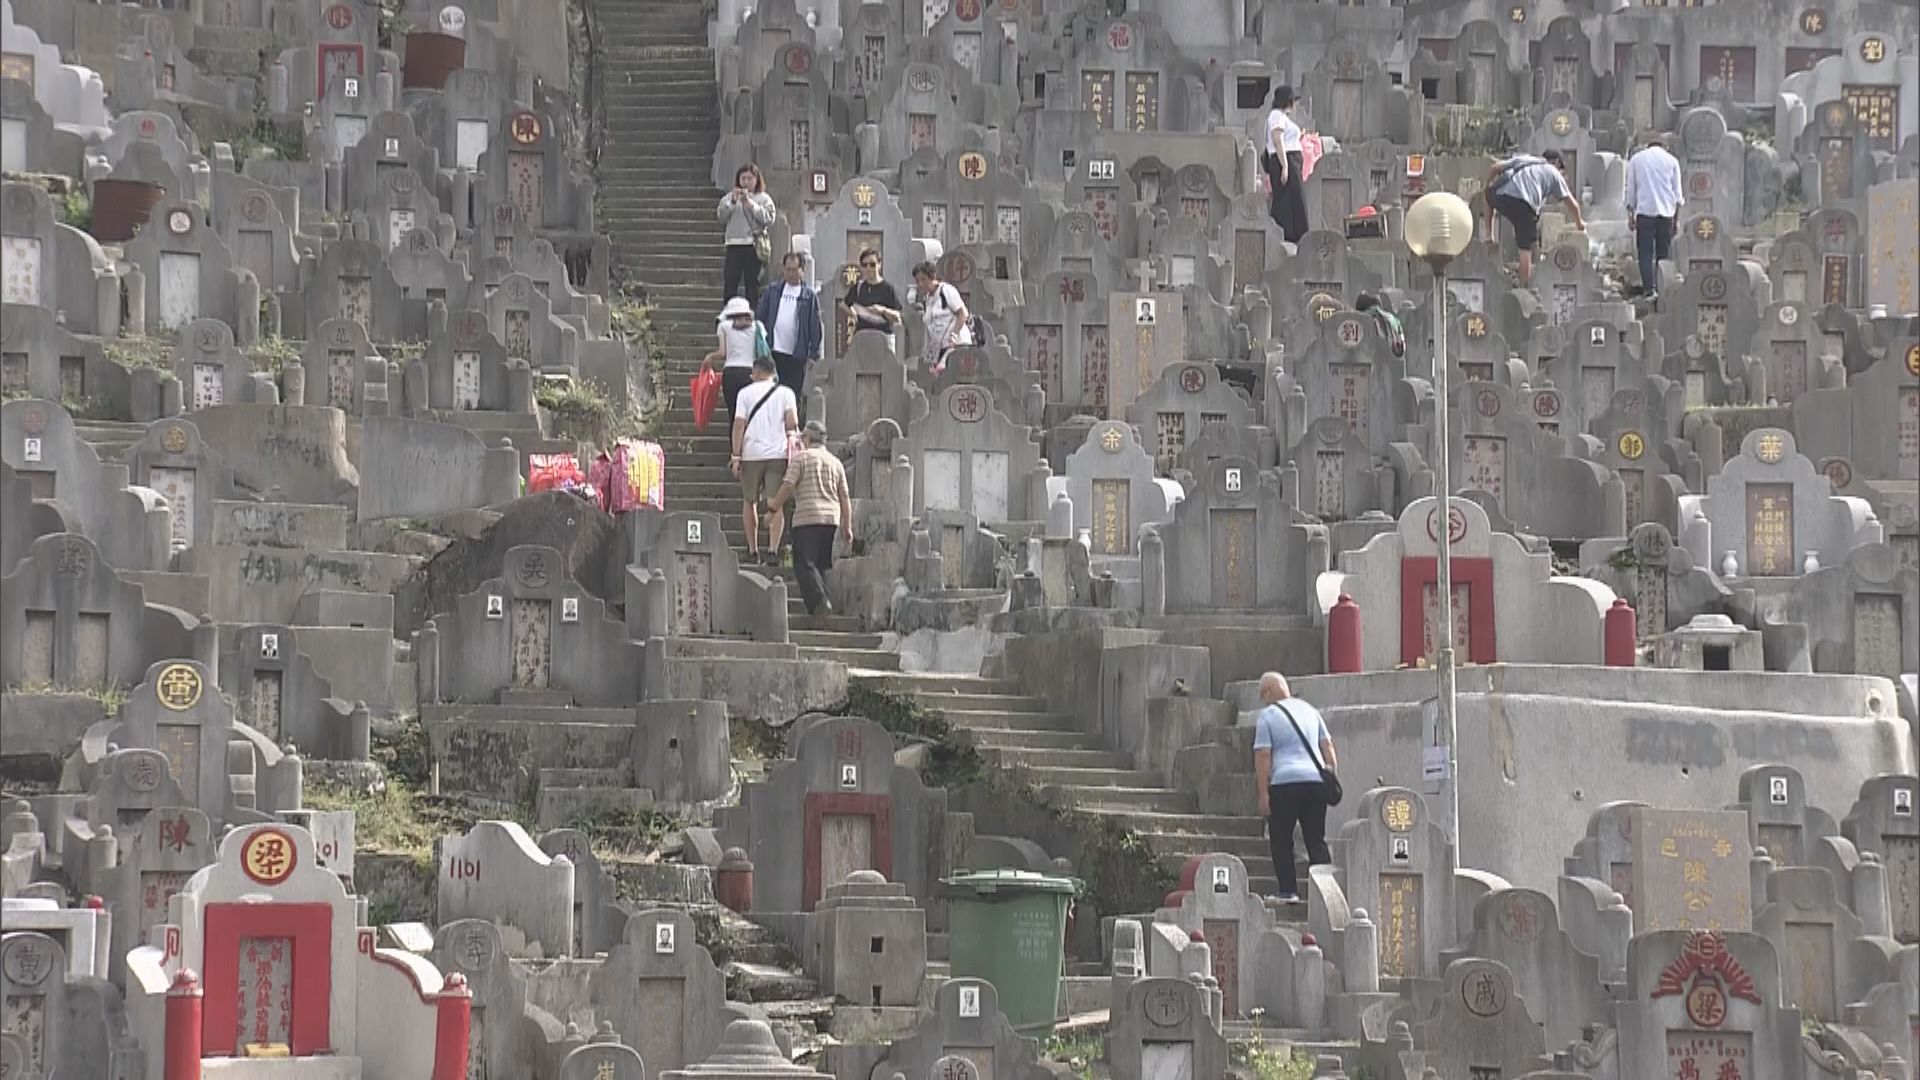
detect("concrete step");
top-left (799, 646), bottom-right (901, 671)
top-left (1140, 831), bottom-right (1273, 861)
top-left (790, 613), bottom-right (864, 633)
top-left (977, 746), bottom-right (1134, 770)
top-left (911, 692), bottom-right (1051, 713)
top-left (928, 708), bottom-right (1079, 732)
top-left (855, 672), bottom-right (1021, 697)
top-left (1047, 785), bottom-right (1200, 812)
top-left (790, 630), bottom-right (885, 649)
top-left (965, 728), bottom-right (1097, 751)
top-left (1016, 765), bottom-right (1170, 788)
top-left (1070, 808), bottom-right (1269, 837)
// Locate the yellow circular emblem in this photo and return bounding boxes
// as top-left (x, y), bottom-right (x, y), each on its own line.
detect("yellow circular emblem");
top-left (155, 663), bottom-right (203, 711)
top-left (240, 828), bottom-right (298, 886)
top-left (1382, 793), bottom-right (1417, 833)
top-left (1618, 432), bottom-right (1646, 460)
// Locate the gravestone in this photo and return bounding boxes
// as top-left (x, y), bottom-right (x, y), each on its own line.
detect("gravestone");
top-left (1746, 301), bottom-right (1838, 404)
top-left (171, 319), bottom-right (268, 411)
top-left (1685, 428), bottom-right (1881, 579)
top-left (1840, 775), bottom-right (1919, 946)
top-left (437, 820), bottom-right (575, 958)
top-left (539, 828), bottom-right (629, 959)
top-left (1125, 360), bottom-right (1262, 477)
top-left (124, 201), bottom-right (242, 335)
top-left (1057, 420), bottom-right (1173, 558)
top-left (1438, 887), bottom-right (1613, 1048)
top-left (1628, 807), bottom-right (1755, 932)
top-left (431, 918), bottom-right (544, 1079)
top-left (898, 385), bottom-right (1044, 524)
top-left (866, 978), bottom-right (1050, 1080)
top-left (1335, 788), bottom-right (1457, 982)
top-left (1730, 765), bottom-right (1839, 870)
top-left (1405, 959), bottom-right (1549, 1078)
top-left (1611, 930), bottom-right (1804, 1079)
top-left (0, 533), bottom-right (166, 691)
top-left (1753, 866), bottom-right (1865, 1022)
top-left (1158, 458), bottom-right (1322, 615)
top-left (1107, 977), bottom-right (1228, 1080)
top-left (96, 805), bottom-right (214, 985)
top-left (1864, 179), bottom-right (1917, 315)
top-left (1157, 852), bottom-right (1275, 1018)
top-left (587, 909), bottom-right (727, 1074)
top-left (125, 417), bottom-right (241, 555)
top-left (813, 330), bottom-right (924, 442)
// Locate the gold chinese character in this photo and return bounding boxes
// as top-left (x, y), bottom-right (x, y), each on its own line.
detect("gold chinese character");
top-left (1862, 37), bottom-right (1885, 62)
top-left (1684, 859), bottom-right (1708, 884)
top-left (1713, 838), bottom-right (1733, 858)
top-left (1383, 796), bottom-right (1415, 833)
top-left (1660, 837), bottom-right (1680, 858)
top-left (155, 663), bottom-right (203, 711)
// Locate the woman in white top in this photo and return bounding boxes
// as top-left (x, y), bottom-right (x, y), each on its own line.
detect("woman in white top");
top-left (1263, 85), bottom-right (1308, 243)
top-left (700, 296), bottom-right (765, 418)
top-left (912, 260), bottom-right (973, 374)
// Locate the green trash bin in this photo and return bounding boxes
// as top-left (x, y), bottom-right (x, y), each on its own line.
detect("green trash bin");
top-left (943, 869), bottom-right (1080, 1033)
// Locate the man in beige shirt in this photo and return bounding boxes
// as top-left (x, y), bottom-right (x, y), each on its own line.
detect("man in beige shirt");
top-left (770, 421), bottom-right (853, 615)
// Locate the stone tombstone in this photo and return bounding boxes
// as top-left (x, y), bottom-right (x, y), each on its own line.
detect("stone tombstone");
top-left (300, 318), bottom-right (382, 416)
top-left (0, 533), bottom-right (157, 692)
top-left (1731, 766), bottom-right (1840, 871)
top-left (1671, 108), bottom-right (1747, 227)
top-left (714, 715), bottom-right (952, 915)
top-left (900, 385), bottom-right (1043, 524)
top-left (815, 328), bottom-right (921, 441)
top-left (1159, 457), bottom-right (1320, 615)
top-left (1286, 416), bottom-right (1387, 523)
top-left (171, 319), bottom-right (265, 412)
top-left (86, 748), bottom-right (191, 839)
top-left (216, 174), bottom-right (300, 297)
top-left (1265, 232), bottom-right (1386, 330)
top-left (559, 1039), bottom-right (646, 1080)
top-left (754, 43), bottom-right (836, 179)
top-left (148, 822), bottom-right (361, 1057)
top-left (1288, 305), bottom-right (1408, 460)
top-left (587, 909), bottom-right (726, 1074)
top-left (1628, 807), bottom-right (1755, 932)
top-left (100, 805), bottom-right (214, 984)
top-left (0, 182), bottom-right (118, 337)
top-left (221, 624), bottom-right (361, 758)
top-left (117, 659), bottom-right (248, 823)
top-left (124, 201), bottom-right (242, 335)
top-left (1754, 866), bottom-right (1865, 1023)
top-left (1801, 98), bottom-right (1879, 210)
top-left (1689, 428), bottom-right (1880, 579)
top-left (1125, 360), bottom-right (1261, 477)
top-left (1448, 379), bottom-right (1614, 540)
top-left (1066, 149), bottom-right (1142, 254)
top-left (1022, 269), bottom-right (1111, 414)
top-left (125, 417), bottom-right (240, 555)
top-left (1160, 852), bottom-right (1272, 1018)
top-left (1865, 179), bottom-right (1917, 315)
top-left (538, 828), bottom-right (627, 959)
top-left (869, 978), bottom-right (1048, 1080)
top-left (1304, 35), bottom-right (1397, 144)
top-left (1108, 977), bottom-right (1227, 1080)
top-left (1549, 318), bottom-right (1648, 437)
top-left (437, 820), bottom-right (575, 959)
top-left (627, 511), bottom-right (781, 641)
top-left (841, 2), bottom-right (904, 96)
top-left (2, 398), bottom-right (176, 571)
top-left (431, 917), bottom-right (542, 1079)
top-left (1672, 213), bottom-right (1740, 277)
top-left (0, 931), bottom-right (66, 1076)
top-left (811, 177), bottom-right (914, 287)
top-left (1531, 239), bottom-right (1609, 328)
top-left (1841, 775), bottom-right (1919, 945)
top-left (902, 143), bottom-right (1026, 254)
top-left (1407, 959), bottom-right (1549, 1078)
top-left (425, 308), bottom-right (523, 414)
top-left (1791, 349), bottom-right (1920, 489)
top-left (1745, 301), bottom-right (1836, 405)
top-left (427, 544), bottom-right (640, 706)
top-left (1338, 787), bottom-right (1456, 982)
top-left (1613, 930), bottom-right (1804, 1080)
top-left (1665, 265), bottom-right (1761, 369)
top-left (305, 238), bottom-right (404, 345)
top-left (480, 100), bottom-right (591, 233)
top-left (919, 340), bottom-right (1041, 431)
top-left (1059, 420), bottom-right (1172, 558)
top-left (1802, 209), bottom-right (1866, 310)
top-left (1303, 148), bottom-right (1369, 234)
top-left (1439, 887), bottom-right (1612, 1048)
top-left (482, 272), bottom-right (575, 370)
top-left (1592, 392), bottom-right (1684, 535)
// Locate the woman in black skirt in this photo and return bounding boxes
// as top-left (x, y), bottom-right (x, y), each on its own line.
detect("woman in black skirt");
top-left (1264, 85), bottom-right (1308, 242)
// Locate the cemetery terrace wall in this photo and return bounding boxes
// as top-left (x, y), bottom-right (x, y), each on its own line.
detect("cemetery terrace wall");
top-left (1293, 665), bottom-right (1910, 891)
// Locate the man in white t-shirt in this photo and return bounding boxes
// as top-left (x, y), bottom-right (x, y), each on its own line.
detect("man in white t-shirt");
top-left (1251, 671), bottom-right (1339, 901)
top-left (730, 355), bottom-right (799, 565)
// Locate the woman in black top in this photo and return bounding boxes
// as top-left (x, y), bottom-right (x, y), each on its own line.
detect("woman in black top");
top-left (844, 248), bottom-right (903, 336)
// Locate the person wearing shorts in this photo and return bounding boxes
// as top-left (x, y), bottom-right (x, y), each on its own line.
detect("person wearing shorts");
top-left (730, 355), bottom-right (798, 565)
top-left (1485, 150), bottom-right (1586, 287)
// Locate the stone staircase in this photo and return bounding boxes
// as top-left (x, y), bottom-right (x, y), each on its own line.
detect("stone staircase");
top-left (854, 671), bottom-right (1294, 897)
top-left (594, 0), bottom-right (745, 551)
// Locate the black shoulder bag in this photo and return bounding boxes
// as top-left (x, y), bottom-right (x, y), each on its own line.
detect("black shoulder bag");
top-left (1276, 701), bottom-right (1343, 807)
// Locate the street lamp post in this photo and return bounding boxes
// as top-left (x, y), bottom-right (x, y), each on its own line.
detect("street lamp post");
top-left (1403, 192), bottom-right (1476, 851)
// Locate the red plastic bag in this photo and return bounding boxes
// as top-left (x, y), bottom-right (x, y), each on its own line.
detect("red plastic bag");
top-left (691, 368), bottom-right (721, 431)
top-left (528, 452), bottom-right (586, 493)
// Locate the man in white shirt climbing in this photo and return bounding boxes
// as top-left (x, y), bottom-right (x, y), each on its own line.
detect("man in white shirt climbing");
top-left (730, 355), bottom-right (800, 566)
top-left (1624, 133), bottom-right (1684, 302)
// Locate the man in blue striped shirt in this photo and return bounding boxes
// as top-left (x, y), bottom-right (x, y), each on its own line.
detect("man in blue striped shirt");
top-left (1625, 133), bottom-right (1684, 302)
